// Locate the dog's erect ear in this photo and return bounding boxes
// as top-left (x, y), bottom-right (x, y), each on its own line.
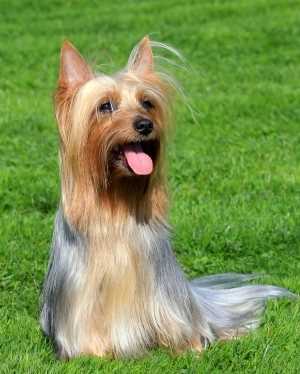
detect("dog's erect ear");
top-left (59, 41), bottom-right (94, 87)
top-left (130, 36), bottom-right (153, 73)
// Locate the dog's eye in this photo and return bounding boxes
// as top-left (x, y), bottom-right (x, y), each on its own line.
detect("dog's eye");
top-left (142, 99), bottom-right (154, 110)
top-left (99, 101), bottom-right (114, 113)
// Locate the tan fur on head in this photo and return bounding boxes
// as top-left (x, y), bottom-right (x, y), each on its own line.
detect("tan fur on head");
top-left (55, 37), bottom-right (170, 228)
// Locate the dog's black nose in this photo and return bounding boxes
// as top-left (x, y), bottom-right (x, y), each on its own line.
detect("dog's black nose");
top-left (134, 118), bottom-right (153, 136)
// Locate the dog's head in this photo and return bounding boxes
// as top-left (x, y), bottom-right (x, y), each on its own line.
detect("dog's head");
top-left (56, 37), bottom-right (172, 193)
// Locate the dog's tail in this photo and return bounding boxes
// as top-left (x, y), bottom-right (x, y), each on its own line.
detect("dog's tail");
top-left (189, 273), bottom-right (294, 344)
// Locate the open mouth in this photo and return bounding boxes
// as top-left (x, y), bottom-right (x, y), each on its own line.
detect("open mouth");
top-left (113, 140), bottom-right (159, 176)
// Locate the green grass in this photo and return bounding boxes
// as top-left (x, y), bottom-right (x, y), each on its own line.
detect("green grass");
top-left (1, 0), bottom-right (300, 372)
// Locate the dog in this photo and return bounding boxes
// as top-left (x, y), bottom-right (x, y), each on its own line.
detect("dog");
top-left (41, 36), bottom-right (292, 359)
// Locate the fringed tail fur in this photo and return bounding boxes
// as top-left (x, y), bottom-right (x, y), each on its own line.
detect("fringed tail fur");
top-left (189, 273), bottom-right (294, 344)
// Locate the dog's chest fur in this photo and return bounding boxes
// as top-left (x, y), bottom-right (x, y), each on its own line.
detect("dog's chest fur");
top-left (41, 209), bottom-right (195, 358)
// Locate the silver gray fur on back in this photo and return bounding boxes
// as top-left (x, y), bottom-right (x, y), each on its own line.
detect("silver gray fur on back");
top-left (41, 209), bottom-right (293, 358)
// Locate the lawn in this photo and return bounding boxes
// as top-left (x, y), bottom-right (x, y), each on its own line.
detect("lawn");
top-left (1, 0), bottom-right (300, 372)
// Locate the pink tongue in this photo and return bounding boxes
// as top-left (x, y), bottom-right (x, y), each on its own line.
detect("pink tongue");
top-left (123, 143), bottom-right (153, 175)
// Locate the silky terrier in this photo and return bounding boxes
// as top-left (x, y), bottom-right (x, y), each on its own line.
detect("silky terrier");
top-left (41, 36), bottom-right (291, 359)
